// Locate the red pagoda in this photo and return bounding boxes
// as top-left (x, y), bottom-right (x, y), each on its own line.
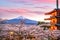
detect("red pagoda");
top-left (45, 0), bottom-right (60, 30)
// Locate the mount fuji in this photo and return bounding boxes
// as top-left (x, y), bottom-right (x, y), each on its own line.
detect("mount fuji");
top-left (4, 16), bottom-right (38, 25)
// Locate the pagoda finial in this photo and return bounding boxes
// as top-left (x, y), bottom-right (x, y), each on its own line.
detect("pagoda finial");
top-left (56, 0), bottom-right (59, 9)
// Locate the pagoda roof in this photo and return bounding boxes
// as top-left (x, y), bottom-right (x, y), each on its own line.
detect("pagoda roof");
top-left (45, 9), bottom-right (60, 15)
top-left (44, 16), bottom-right (56, 20)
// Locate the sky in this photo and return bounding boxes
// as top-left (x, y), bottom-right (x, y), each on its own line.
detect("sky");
top-left (0, 0), bottom-right (60, 21)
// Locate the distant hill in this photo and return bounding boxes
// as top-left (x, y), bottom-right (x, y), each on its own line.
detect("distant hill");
top-left (4, 16), bottom-right (38, 25)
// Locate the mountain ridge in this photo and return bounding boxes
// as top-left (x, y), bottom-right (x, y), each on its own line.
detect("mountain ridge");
top-left (4, 16), bottom-right (38, 25)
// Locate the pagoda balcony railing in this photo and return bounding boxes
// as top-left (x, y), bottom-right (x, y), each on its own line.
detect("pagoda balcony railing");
top-left (55, 16), bottom-right (60, 18)
top-left (50, 24), bottom-right (60, 26)
top-left (50, 23), bottom-right (56, 25)
top-left (55, 24), bottom-right (60, 26)
top-left (50, 16), bottom-right (60, 18)
top-left (50, 16), bottom-right (55, 18)
top-left (44, 18), bottom-right (51, 20)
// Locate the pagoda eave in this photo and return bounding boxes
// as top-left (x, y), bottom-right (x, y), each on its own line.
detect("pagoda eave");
top-left (45, 9), bottom-right (56, 15)
top-left (44, 18), bottom-right (51, 20)
top-left (56, 16), bottom-right (60, 18)
top-left (55, 24), bottom-right (60, 26)
top-left (45, 13), bottom-right (52, 15)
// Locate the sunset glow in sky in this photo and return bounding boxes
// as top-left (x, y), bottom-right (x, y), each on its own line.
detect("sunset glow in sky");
top-left (0, 0), bottom-right (60, 21)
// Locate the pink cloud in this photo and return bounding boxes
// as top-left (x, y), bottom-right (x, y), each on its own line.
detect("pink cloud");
top-left (35, 6), bottom-right (53, 9)
top-left (0, 8), bottom-right (28, 13)
top-left (33, 0), bottom-right (56, 3)
top-left (0, 7), bottom-right (44, 14)
top-left (5, 0), bottom-right (31, 3)
top-left (0, 7), bottom-right (43, 18)
top-left (4, 0), bottom-right (58, 4)
top-left (0, 7), bottom-right (49, 21)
